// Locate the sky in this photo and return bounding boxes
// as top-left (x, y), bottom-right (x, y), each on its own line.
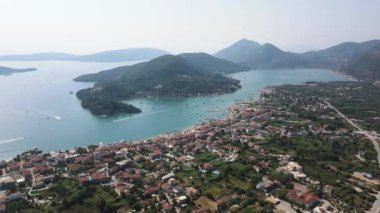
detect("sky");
top-left (0, 0), bottom-right (379, 54)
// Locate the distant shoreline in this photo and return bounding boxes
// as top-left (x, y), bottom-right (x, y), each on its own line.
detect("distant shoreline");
top-left (329, 69), bottom-right (357, 81)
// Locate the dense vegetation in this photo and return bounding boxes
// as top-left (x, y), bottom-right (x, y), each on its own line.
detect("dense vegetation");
top-left (276, 81), bottom-right (380, 132)
top-left (6, 178), bottom-right (136, 213)
top-left (76, 94), bottom-right (142, 116)
top-left (75, 54), bottom-right (242, 116)
top-left (261, 82), bottom-right (380, 211)
top-left (343, 44), bottom-right (380, 80)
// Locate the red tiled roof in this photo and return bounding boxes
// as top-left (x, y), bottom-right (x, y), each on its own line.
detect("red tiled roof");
top-left (163, 202), bottom-right (172, 210)
top-left (287, 190), bottom-right (319, 207)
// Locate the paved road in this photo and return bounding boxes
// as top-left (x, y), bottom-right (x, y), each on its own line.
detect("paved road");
top-left (324, 100), bottom-right (380, 164)
top-left (324, 100), bottom-right (380, 213)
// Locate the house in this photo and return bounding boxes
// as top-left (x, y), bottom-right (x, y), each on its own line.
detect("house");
top-left (256, 179), bottom-right (277, 193)
top-left (287, 189), bottom-right (319, 209)
top-left (200, 162), bottom-right (213, 173)
top-left (114, 184), bottom-right (131, 196)
top-left (144, 186), bottom-right (159, 197)
top-left (80, 173), bottom-right (109, 185)
top-left (176, 195), bottom-right (188, 204)
top-left (163, 202), bottom-right (174, 213)
top-left (115, 160), bottom-right (129, 168)
top-left (21, 169), bottom-right (32, 182)
top-left (161, 172), bottom-right (175, 181)
top-left (186, 187), bottom-right (199, 198)
top-left (7, 162), bottom-right (20, 172)
top-left (13, 173), bottom-right (25, 185)
top-left (0, 176), bottom-right (16, 189)
top-left (91, 173), bottom-right (110, 184)
top-left (34, 180), bottom-right (45, 189)
top-left (150, 149), bottom-right (162, 160)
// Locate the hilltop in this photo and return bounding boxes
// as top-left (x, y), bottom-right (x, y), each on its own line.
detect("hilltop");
top-left (214, 39), bottom-right (326, 69)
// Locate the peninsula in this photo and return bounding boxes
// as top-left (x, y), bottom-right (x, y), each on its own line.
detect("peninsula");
top-left (74, 53), bottom-right (248, 116)
top-left (0, 66), bottom-right (36, 75)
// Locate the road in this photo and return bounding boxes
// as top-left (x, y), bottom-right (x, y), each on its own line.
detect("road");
top-left (324, 100), bottom-right (380, 164)
top-left (324, 100), bottom-right (380, 213)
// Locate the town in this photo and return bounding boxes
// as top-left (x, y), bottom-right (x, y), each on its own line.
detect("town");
top-left (1, 82), bottom-right (380, 213)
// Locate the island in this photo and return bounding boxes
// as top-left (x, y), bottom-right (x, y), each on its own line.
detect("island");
top-left (74, 53), bottom-right (248, 116)
top-left (0, 66), bottom-right (36, 75)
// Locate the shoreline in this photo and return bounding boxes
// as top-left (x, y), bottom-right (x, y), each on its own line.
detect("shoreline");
top-left (329, 69), bottom-right (358, 81)
top-left (3, 94), bottom-right (254, 162)
top-left (1, 69), bottom-right (349, 162)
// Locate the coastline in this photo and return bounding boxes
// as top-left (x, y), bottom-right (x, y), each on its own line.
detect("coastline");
top-left (329, 69), bottom-right (358, 81)
top-left (0, 68), bottom-right (349, 162)
top-left (4, 94), bottom-right (253, 162)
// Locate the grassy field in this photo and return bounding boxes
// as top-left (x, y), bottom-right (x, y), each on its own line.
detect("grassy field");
top-left (193, 196), bottom-right (218, 211)
top-left (176, 166), bottom-right (202, 187)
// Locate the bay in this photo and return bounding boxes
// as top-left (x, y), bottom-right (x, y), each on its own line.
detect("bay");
top-left (0, 60), bottom-right (348, 160)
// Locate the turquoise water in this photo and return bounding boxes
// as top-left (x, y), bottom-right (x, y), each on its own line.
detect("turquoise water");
top-left (0, 61), bottom-right (348, 160)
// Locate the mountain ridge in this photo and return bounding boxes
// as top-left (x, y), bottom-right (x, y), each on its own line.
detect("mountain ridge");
top-left (214, 38), bottom-right (380, 73)
top-left (0, 48), bottom-right (169, 62)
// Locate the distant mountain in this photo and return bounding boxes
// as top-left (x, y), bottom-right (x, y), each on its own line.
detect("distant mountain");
top-left (342, 44), bottom-right (380, 80)
top-left (0, 52), bottom-right (76, 61)
top-left (215, 39), bottom-right (380, 71)
top-left (214, 39), bottom-right (261, 65)
top-left (0, 66), bottom-right (37, 75)
top-left (306, 40), bottom-right (380, 68)
top-left (0, 48), bottom-right (169, 62)
top-left (214, 39), bottom-right (325, 69)
top-left (75, 54), bottom-right (241, 116)
top-left (178, 52), bottom-right (250, 74)
top-left (75, 48), bottom-right (169, 62)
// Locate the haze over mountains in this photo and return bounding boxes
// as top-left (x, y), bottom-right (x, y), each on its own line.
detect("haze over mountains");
top-left (0, 48), bottom-right (169, 62)
top-left (214, 38), bottom-right (380, 79)
top-left (343, 44), bottom-right (380, 80)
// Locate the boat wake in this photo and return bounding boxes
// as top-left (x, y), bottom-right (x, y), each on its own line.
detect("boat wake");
top-left (0, 137), bottom-right (25, 145)
top-left (36, 111), bottom-right (62, 120)
top-left (112, 110), bottom-right (166, 123)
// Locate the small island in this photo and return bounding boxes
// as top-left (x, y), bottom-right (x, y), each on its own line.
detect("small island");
top-left (74, 53), bottom-right (247, 117)
top-left (0, 66), bottom-right (37, 75)
top-left (77, 95), bottom-right (142, 117)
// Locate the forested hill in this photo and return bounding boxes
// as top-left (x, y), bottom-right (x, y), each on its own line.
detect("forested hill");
top-left (214, 39), bottom-right (380, 73)
top-left (75, 54), bottom-right (242, 116)
top-left (341, 44), bottom-right (380, 80)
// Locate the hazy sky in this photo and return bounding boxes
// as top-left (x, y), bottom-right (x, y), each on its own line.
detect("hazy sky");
top-left (0, 0), bottom-right (379, 54)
